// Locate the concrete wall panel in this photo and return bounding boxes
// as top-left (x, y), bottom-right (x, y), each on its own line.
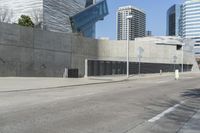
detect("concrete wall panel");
top-left (0, 22), bottom-right (197, 77)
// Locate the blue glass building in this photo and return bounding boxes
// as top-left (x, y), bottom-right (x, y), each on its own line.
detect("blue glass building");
top-left (0, 0), bottom-right (108, 38)
top-left (167, 1), bottom-right (200, 57)
top-left (70, 0), bottom-right (109, 38)
top-left (166, 4), bottom-right (182, 36)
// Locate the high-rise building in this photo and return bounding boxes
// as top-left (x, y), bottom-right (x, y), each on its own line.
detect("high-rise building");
top-left (167, 0), bottom-right (200, 57)
top-left (182, 0), bottom-right (200, 56)
top-left (0, 0), bottom-right (108, 38)
top-left (117, 6), bottom-right (146, 40)
top-left (166, 4), bottom-right (182, 36)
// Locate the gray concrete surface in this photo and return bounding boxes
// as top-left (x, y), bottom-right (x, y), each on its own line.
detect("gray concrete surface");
top-left (0, 73), bottom-right (200, 133)
top-left (179, 110), bottom-right (200, 133)
top-left (0, 22), bottom-right (198, 77)
top-left (0, 72), bottom-right (191, 92)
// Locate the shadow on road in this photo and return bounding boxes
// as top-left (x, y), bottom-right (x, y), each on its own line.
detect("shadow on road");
top-left (145, 88), bottom-right (200, 117)
top-left (140, 89), bottom-right (200, 132)
top-left (181, 88), bottom-right (200, 98)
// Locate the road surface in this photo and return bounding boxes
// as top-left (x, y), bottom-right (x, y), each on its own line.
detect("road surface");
top-left (0, 73), bottom-right (200, 133)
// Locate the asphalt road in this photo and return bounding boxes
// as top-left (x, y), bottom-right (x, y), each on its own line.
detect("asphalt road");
top-left (0, 73), bottom-right (200, 133)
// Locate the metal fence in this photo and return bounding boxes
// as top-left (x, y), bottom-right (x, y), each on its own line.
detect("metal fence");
top-left (87, 60), bottom-right (193, 76)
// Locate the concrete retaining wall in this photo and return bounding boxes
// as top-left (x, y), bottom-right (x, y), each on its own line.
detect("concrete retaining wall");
top-left (0, 22), bottom-right (197, 77)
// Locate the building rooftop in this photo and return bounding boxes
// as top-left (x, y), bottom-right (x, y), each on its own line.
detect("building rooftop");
top-left (118, 5), bottom-right (145, 14)
top-left (135, 36), bottom-right (184, 46)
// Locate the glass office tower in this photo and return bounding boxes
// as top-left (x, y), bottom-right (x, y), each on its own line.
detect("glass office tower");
top-left (166, 4), bottom-right (182, 36)
top-left (70, 0), bottom-right (109, 38)
top-left (0, 0), bottom-right (108, 38)
top-left (167, 0), bottom-right (200, 57)
top-left (182, 0), bottom-right (200, 56)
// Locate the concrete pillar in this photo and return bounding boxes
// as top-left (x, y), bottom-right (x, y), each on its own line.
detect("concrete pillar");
top-left (84, 59), bottom-right (88, 78)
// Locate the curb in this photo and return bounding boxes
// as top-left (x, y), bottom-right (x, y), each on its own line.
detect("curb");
top-left (0, 78), bottom-right (128, 93)
top-left (0, 72), bottom-right (194, 93)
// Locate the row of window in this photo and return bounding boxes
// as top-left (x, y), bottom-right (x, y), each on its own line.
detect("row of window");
top-left (184, 26), bottom-right (200, 30)
top-left (184, 15), bottom-right (200, 20)
top-left (184, 12), bottom-right (200, 16)
top-left (183, 23), bottom-right (200, 27)
top-left (184, 34), bottom-right (200, 37)
top-left (184, 2), bottom-right (200, 7)
top-left (185, 30), bottom-right (200, 33)
top-left (184, 18), bottom-right (200, 23)
top-left (185, 8), bottom-right (200, 13)
top-left (184, 4), bottom-right (200, 10)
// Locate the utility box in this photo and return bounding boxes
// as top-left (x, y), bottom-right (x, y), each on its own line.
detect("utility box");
top-left (63, 68), bottom-right (79, 78)
top-left (68, 69), bottom-right (79, 78)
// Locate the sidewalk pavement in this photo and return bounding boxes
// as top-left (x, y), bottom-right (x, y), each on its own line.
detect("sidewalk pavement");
top-left (179, 110), bottom-right (200, 133)
top-left (0, 72), bottom-right (196, 92)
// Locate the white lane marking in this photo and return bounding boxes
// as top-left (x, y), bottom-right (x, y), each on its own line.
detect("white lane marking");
top-left (148, 101), bottom-right (185, 123)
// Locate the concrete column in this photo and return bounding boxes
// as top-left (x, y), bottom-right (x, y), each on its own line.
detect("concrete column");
top-left (84, 59), bottom-right (88, 78)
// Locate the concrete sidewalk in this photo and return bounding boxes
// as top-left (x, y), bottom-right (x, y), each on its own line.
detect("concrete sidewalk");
top-left (0, 72), bottom-right (196, 92)
top-left (179, 110), bottom-right (200, 133)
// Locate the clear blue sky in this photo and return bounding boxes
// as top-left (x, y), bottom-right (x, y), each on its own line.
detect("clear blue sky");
top-left (96, 0), bottom-right (185, 40)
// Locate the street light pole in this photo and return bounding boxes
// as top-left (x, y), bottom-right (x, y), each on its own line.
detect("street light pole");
top-left (126, 18), bottom-right (129, 78)
top-left (182, 43), bottom-right (184, 73)
top-left (126, 15), bottom-right (133, 78)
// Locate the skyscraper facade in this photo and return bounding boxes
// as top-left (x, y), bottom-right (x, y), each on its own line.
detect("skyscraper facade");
top-left (0, 0), bottom-right (108, 38)
top-left (166, 4), bottom-right (182, 36)
top-left (182, 0), bottom-right (200, 56)
top-left (117, 6), bottom-right (146, 40)
top-left (167, 0), bottom-right (200, 57)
